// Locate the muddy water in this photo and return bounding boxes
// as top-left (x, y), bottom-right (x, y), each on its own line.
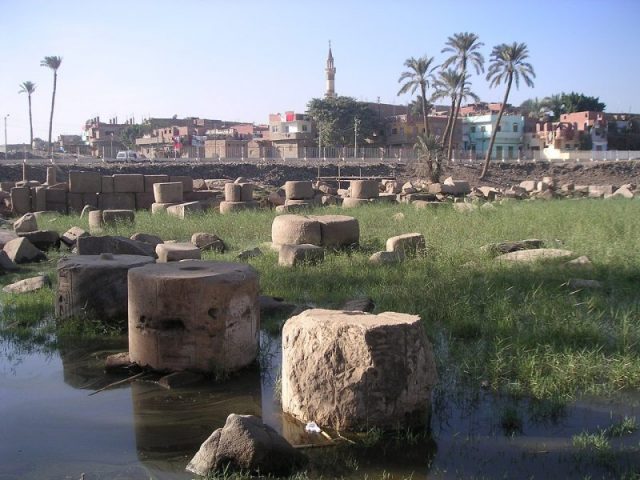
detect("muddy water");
top-left (1, 333), bottom-right (640, 480)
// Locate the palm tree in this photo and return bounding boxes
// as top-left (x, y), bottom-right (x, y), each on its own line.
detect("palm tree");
top-left (480, 42), bottom-right (535, 179)
top-left (18, 81), bottom-right (36, 147)
top-left (40, 56), bottom-right (62, 156)
top-left (398, 55), bottom-right (437, 136)
top-left (520, 97), bottom-right (547, 121)
top-left (442, 32), bottom-right (484, 162)
top-left (413, 132), bottom-right (444, 182)
top-left (542, 94), bottom-right (564, 121)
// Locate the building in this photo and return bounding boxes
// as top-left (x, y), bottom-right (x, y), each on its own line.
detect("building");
top-left (606, 113), bottom-right (640, 150)
top-left (385, 114), bottom-right (461, 149)
top-left (268, 111), bottom-right (316, 158)
top-left (325, 42), bottom-right (336, 98)
top-left (462, 113), bottom-right (525, 159)
top-left (559, 111), bottom-right (607, 150)
top-left (57, 134), bottom-right (91, 155)
top-left (82, 117), bottom-right (128, 158)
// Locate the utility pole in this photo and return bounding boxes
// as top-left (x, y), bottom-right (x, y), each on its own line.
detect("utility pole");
top-left (3, 114), bottom-right (9, 160)
top-left (318, 123), bottom-right (321, 158)
top-left (354, 116), bottom-right (360, 158)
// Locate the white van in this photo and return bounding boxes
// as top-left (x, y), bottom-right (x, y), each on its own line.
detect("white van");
top-left (115, 150), bottom-right (140, 162)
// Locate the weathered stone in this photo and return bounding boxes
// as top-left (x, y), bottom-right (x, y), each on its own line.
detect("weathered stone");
top-left (101, 176), bottom-right (114, 193)
top-left (280, 201), bottom-right (312, 213)
top-left (3, 237), bottom-right (46, 263)
top-left (413, 200), bottom-right (442, 209)
top-left (169, 176), bottom-right (193, 193)
top-left (128, 261), bottom-right (260, 372)
top-left (191, 232), bottom-right (226, 252)
top-left (386, 233), bottom-right (425, 255)
top-left (566, 255), bottom-right (593, 268)
top-left (56, 254), bottom-right (155, 321)
top-left (69, 171), bottom-right (101, 194)
top-left (112, 174), bottom-right (144, 193)
top-left (2, 274), bottom-right (50, 293)
top-left (224, 183), bottom-right (242, 202)
top-left (135, 192), bottom-right (155, 210)
top-left (88, 210), bottom-right (105, 234)
top-left (45, 166), bottom-right (57, 186)
top-left (588, 185), bottom-right (614, 198)
top-left (310, 215), bottom-right (359, 248)
top-left (0, 250), bottom-right (19, 271)
top-left (369, 250), bottom-right (404, 265)
top-left (166, 202), bottom-right (203, 219)
top-left (453, 203), bottom-right (478, 213)
top-left (278, 244), bottom-right (324, 267)
top-left (393, 212), bottom-right (405, 221)
top-left (156, 242), bottom-right (202, 262)
top-left (80, 204), bottom-right (96, 219)
top-left (186, 414), bottom-right (305, 477)
top-left (259, 296), bottom-right (297, 316)
top-left (350, 180), bottom-right (379, 199)
top-left (68, 192), bottom-right (99, 213)
top-left (61, 227), bottom-right (89, 247)
top-left (282, 309), bottom-right (438, 430)
top-left (104, 352), bottom-right (133, 373)
top-left (341, 296), bottom-right (375, 312)
top-left (10, 187), bottom-right (31, 215)
top-left (98, 192), bottom-right (136, 210)
top-left (153, 182), bottom-right (183, 203)
top-left (442, 177), bottom-right (470, 195)
top-left (239, 183), bottom-right (254, 202)
top-left (401, 182), bottom-right (417, 194)
top-left (151, 202), bottom-right (177, 214)
top-left (33, 186), bottom-right (47, 212)
top-left (267, 190), bottom-right (286, 206)
top-left (496, 248), bottom-right (575, 263)
top-left (612, 186), bottom-right (634, 198)
top-left (477, 186), bottom-right (500, 200)
top-left (17, 230), bottom-right (60, 251)
top-left (237, 247), bottom-right (262, 260)
top-left (130, 233), bottom-right (164, 247)
top-left (13, 213), bottom-right (38, 233)
top-left (102, 209), bottom-right (135, 225)
top-left (284, 181), bottom-right (313, 200)
top-left (77, 235), bottom-right (157, 257)
top-left (144, 175), bottom-right (170, 192)
top-left (519, 180), bottom-right (537, 192)
top-left (567, 278), bottom-right (603, 290)
top-left (192, 178), bottom-right (207, 191)
top-left (272, 215), bottom-right (321, 248)
top-left (342, 197), bottom-right (372, 208)
top-left (481, 239), bottom-right (544, 257)
top-left (219, 201), bottom-right (259, 214)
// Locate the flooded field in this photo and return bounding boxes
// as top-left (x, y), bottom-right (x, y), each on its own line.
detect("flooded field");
top-left (1, 332), bottom-right (639, 480)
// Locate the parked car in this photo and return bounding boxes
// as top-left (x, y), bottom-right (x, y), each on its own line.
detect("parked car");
top-left (115, 150), bottom-right (143, 162)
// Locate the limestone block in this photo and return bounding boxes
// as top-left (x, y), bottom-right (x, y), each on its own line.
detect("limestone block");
top-left (279, 202), bottom-right (312, 213)
top-left (278, 244), bottom-right (324, 267)
top-left (453, 203), bottom-right (478, 213)
top-left (77, 235), bottom-right (157, 258)
top-left (496, 248), bottom-right (575, 263)
top-left (219, 201), bottom-right (258, 214)
top-left (240, 183), bottom-right (254, 202)
top-left (103, 209), bottom-right (135, 226)
top-left (151, 202), bottom-right (178, 214)
top-left (153, 182), bottom-right (183, 203)
top-left (369, 250), bottom-right (405, 265)
top-left (310, 215), bottom-right (359, 248)
top-left (386, 233), bottom-right (425, 255)
top-left (56, 254), bottom-right (155, 321)
top-left (17, 230), bottom-right (60, 251)
top-left (128, 261), bottom-right (260, 372)
top-left (166, 201), bottom-right (203, 219)
top-left (183, 191), bottom-right (219, 203)
top-left (13, 213), bottom-right (38, 233)
top-left (45, 167), bottom-right (57, 186)
top-left (612, 186), bottom-right (634, 198)
top-left (61, 226), bottom-right (89, 247)
top-left (350, 180), bottom-right (379, 199)
top-left (88, 210), bottom-right (104, 234)
top-left (271, 215), bottom-right (321, 248)
top-left (192, 178), bottom-right (207, 191)
top-left (481, 239), bottom-right (544, 257)
top-left (69, 171), bottom-right (101, 193)
top-left (98, 192), bottom-right (136, 210)
top-left (113, 174), bottom-right (144, 193)
top-left (45, 188), bottom-right (67, 205)
top-left (267, 190), bottom-right (286, 206)
top-left (156, 242), bottom-right (202, 262)
top-left (11, 187), bottom-right (31, 215)
top-left (284, 181), bottom-right (313, 200)
top-left (519, 180), bottom-right (537, 192)
top-left (169, 175), bottom-right (193, 193)
top-left (282, 309), bottom-right (438, 430)
top-left (101, 176), bottom-right (114, 193)
top-left (442, 177), bottom-right (471, 195)
top-left (0, 181), bottom-right (15, 192)
top-left (135, 192), bottom-right (155, 210)
top-left (80, 205), bottom-right (96, 219)
top-left (191, 232), bottom-right (226, 252)
top-left (34, 186), bottom-right (47, 212)
top-left (0, 250), bottom-right (19, 271)
top-left (144, 174), bottom-right (170, 192)
top-left (130, 233), bottom-right (164, 247)
top-left (588, 185), bottom-right (614, 198)
top-left (68, 193), bottom-right (98, 213)
top-left (224, 183), bottom-right (242, 202)
top-left (342, 197), bottom-right (372, 208)
top-left (3, 237), bottom-right (47, 263)
top-left (3, 275), bottom-right (51, 294)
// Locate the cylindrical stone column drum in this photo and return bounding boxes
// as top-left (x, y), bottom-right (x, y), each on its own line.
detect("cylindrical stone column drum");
top-left (224, 183), bottom-right (242, 202)
top-left (56, 254), bottom-right (155, 321)
top-left (153, 182), bottom-right (183, 204)
top-left (128, 261), bottom-right (260, 373)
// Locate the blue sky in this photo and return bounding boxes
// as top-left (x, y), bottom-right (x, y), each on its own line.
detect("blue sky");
top-left (1, 0), bottom-right (638, 143)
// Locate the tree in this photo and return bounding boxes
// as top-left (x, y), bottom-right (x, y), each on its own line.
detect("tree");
top-left (520, 97), bottom-right (548, 121)
top-left (541, 94), bottom-right (564, 121)
top-left (480, 42), bottom-right (535, 180)
top-left (397, 55), bottom-right (437, 136)
top-left (560, 91), bottom-right (605, 113)
top-left (40, 56), bottom-right (62, 156)
top-left (18, 81), bottom-right (36, 146)
top-left (307, 96), bottom-right (382, 148)
top-left (442, 32), bottom-right (484, 163)
top-left (120, 124), bottom-right (146, 149)
top-left (412, 133), bottom-right (444, 182)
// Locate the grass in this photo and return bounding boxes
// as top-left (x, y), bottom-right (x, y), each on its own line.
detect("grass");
top-left (1, 198), bottom-right (640, 405)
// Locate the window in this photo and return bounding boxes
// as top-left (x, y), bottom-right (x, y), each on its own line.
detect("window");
top-left (480, 126), bottom-right (486, 132)
top-left (391, 128), bottom-right (398, 135)
top-left (512, 123), bottom-right (519, 132)
top-left (496, 125), bottom-right (502, 132)
top-left (496, 146), bottom-right (503, 158)
top-left (302, 125), bottom-right (308, 132)
top-left (470, 126), bottom-right (476, 133)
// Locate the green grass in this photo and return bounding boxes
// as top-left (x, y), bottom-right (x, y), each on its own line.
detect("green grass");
top-left (2, 198), bottom-right (640, 403)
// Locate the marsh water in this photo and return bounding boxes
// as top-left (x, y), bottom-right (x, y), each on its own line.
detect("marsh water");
top-left (1, 332), bottom-right (640, 480)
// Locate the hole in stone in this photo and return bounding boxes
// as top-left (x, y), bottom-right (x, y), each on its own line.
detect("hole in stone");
top-left (159, 318), bottom-right (185, 330)
top-left (139, 315), bottom-right (147, 324)
top-left (208, 308), bottom-right (218, 320)
top-left (180, 266), bottom-right (206, 271)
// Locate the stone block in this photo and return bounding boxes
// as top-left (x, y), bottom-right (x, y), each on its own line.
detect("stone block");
top-left (0, 250), bottom-right (19, 271)
top-left (33, 186), bottom-right (47, 212)
top-left (151, 202), bottom-right (177, 214)
top-left (60, 227), bottom-right (89, 247)
top-left (166, 202), bottom-right (203, 219)
top-left (46, 188), bottom-right (67, 204)
top-left (11, 187), bottom-right (31, 215)
top-left (369, 250), bottom-right (405, 265)
top-left (98, 192), bottom-right (136, 210)
top-left (191, 233), bottom-right (226, 252)
top-left (128, 261), bottom-right (259, 372)
top-left (76, 235), bottom-right (157, 257)
top-left (310, 215), bottom-right (359, 248)
top-left (284, 181), bottom-right (313, 200)
top-left (13, 213), bottom-right (38, 233)
top-left (350, 180), bottom-right (379, 199)
top-left (101, 176), bottom-right (114, 193)
top-left (219, 201), bottom-right (258, 214)
top-left (183, 190), bottom-right (219, 203)
top-left (17, 230), bottom-right (60, 251)
top-left (153, 182), bottom-right (183, 203)
top-left (103, 209), bottom-right (135, 226)
top-left (192, 178), bottom-right (206, 191)
top-left (169, 175), bottom-right (193, 193)
top-left (278, 244), bottom-right (324, 267)
top-left (3, 237), bottom-right (47, 263)
top-left (271, 215), bottom-right (321, 247)
top-left (156, 242), bottom-right (202, 262)
top-left (239, 183), bottom-right (254, 202)
top-left (113, 174), bottom-right (144, 193)
top-left (3, 275), bottom-right (50, 294)
top-left (144, 174), bottom-right (170, 192)
top-left (69, 171), bottom-right (101, 193)
top-left (342, 197), bottom-right (372, 208)
top-left (282, 309), bottom-right (438, 430)
top-left (130, 233), bottom-right (163, 247)
top-left (135, 192), bottom-right (155, 210)
top-left (386, 233), bottom-right (426, 255)
top-left (224, 183), bottom-right (242, 202)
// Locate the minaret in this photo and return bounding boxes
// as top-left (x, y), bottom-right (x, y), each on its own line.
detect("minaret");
top-left (325, 41), bottom-right (336, 98)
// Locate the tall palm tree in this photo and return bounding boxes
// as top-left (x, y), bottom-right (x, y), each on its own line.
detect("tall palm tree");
top-left (542, 94), bottom-right (564, 121)
top-left (18, 81), bottom-right (36, 147)
top-left (398, 55), bottom-right (437, 136)
top-left (480, 42), bottom-right (535, 179)
top-left (442, 32), bottom-right (484, 162)
top-left (40, 56), bottom-right (62, 156)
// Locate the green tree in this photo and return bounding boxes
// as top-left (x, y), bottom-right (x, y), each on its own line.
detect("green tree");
top-left (442, 32), bottom-right (485, 163)
top-left (541, 94), bottom-right (564, 121)
top-left (40, 56), bottom-right (62, 156)
top-left (307, 96), bottom-right (382, 147)
top-left (560, 91), bottom-right (606, 113)
top-left (120, 124), bottom-right (146, 149)
top-left (397, 55), bottom-right (437, 136)
top-left (413, 133), bottom-right (444, 182)
top-left (480, 42), bottom-right (535, 179)
top-left (520, 97), bottom-right (548, 121)
top-left (18, 81), bottom-right (36, 146)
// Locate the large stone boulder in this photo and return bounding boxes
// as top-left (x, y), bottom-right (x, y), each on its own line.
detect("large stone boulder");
top-left (153, 182), bottom-right (183, 203)
top-left (156, 242), bottom-right (202, 262)
top-left (386, 233), bottom-right (425, 255)
top-left (0, 250), bottom-right (19, 272)
top-left (186, 414), bottom-right (306, 477)
top-left (496, 248), bottom-right (575, 263)
top-left (191, 232), bottom-right (226, 252)
top-left (310, 215), bottom-right (359, 248)
top-left (278, 244), bottom-right (324, 267)
top-left (56, 254), bottom-right (155, 321)
top-left (13, 213), bottom-right (38, 233)
top-left (3, 275), bottom-right (50, 294)
top-left (76, 235), bottom-right (157, 258)
top-left (61, 227), bottom-right (89, 248)
top-left (271, 215), bottom-right (321, 248)
top-left (128, 261), bottom-right (260, 373)
top-left (282, 309), bottom-right (438, 430)
top-left (17, 230), bottom-right (60, 251)
top-left (3, 237), bottom-right (47, 264)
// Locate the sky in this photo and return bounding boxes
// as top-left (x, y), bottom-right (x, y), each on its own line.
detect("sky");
top-left (1, 0), bottom-right (639, 144)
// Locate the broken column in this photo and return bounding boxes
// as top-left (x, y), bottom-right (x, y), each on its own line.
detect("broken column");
top-left (152, 182), bottom-right (183, 214)
top-left (219, 182), bottom-right (258, 214)
top-left (128, 261), bottom-right (260, 373)
top-left (282, 309), bottom-right (438, 431)
top-left (342, 180), bottom-right (379, 208)
top-left (56, 253), bottom-right (155, 321)
top-left (284, 181), bottom-right (314, 209)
